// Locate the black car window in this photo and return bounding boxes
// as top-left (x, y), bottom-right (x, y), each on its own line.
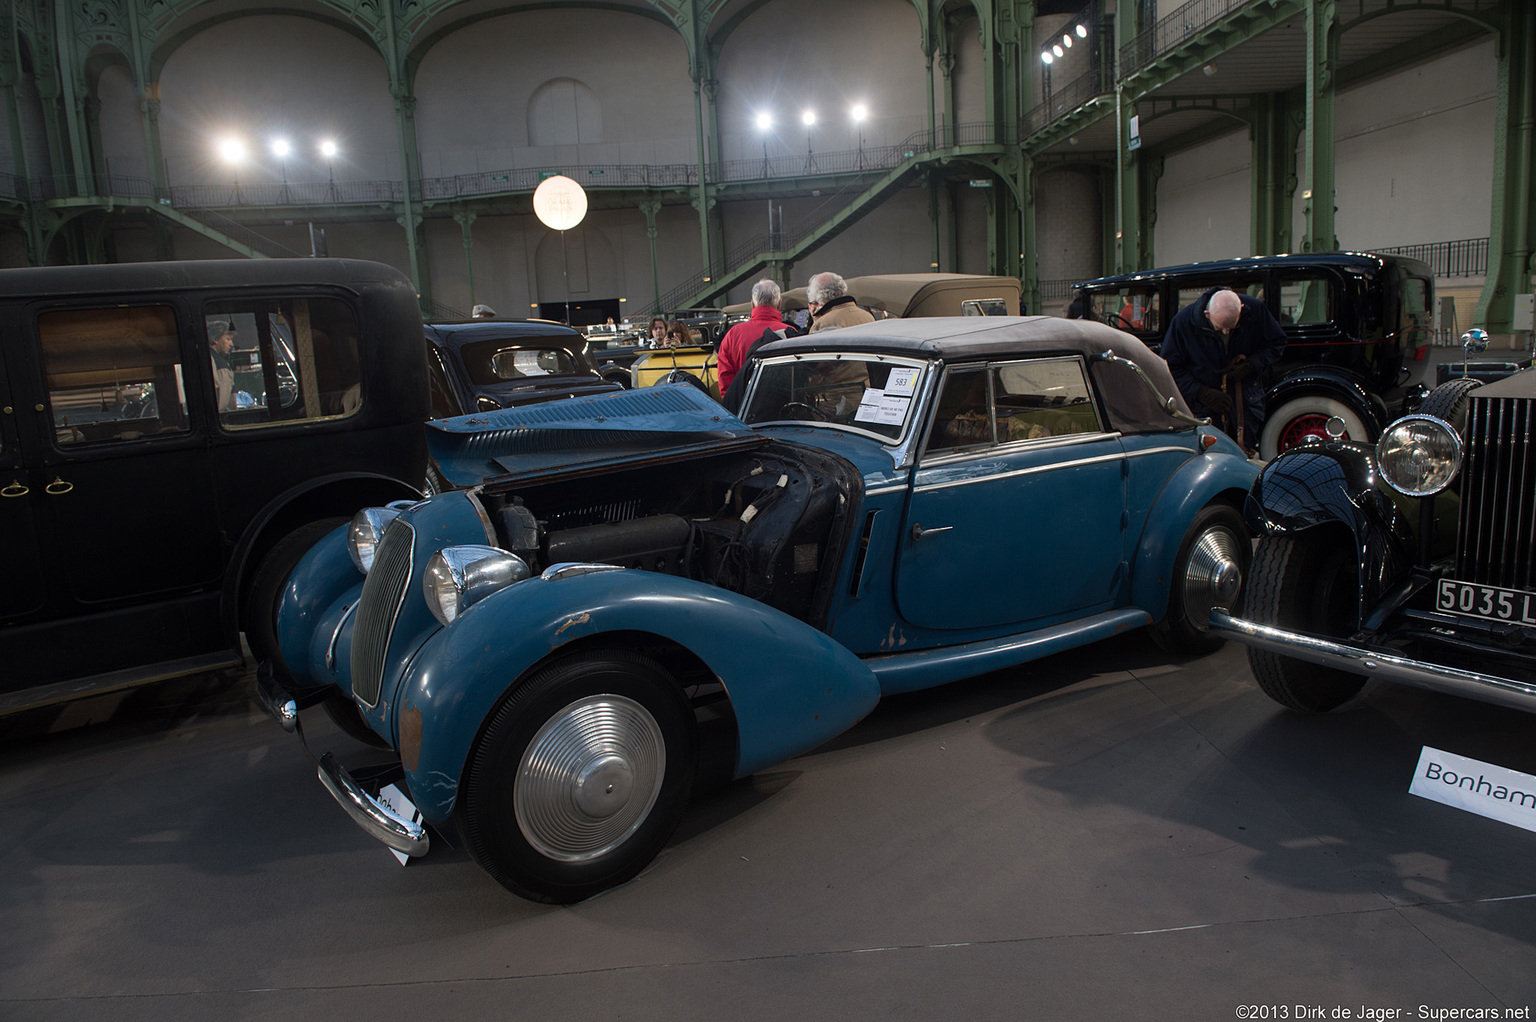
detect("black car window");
top-left (204, 297), bottom-right (361, 428)
top-left (490, 347), bottom-right (580, 379)
top-left (1277, 276), bottom-right (1335, 326)
top-left (426, 344), bottom-right (462, 419)
top-left (742, 354), bottom-right (923, 442)
top-left (39, 305), bottom-right (190, 446)
top-left (925, 358), bottom-right (1101, 459)
top-left (1088, 287), bottom-right (1160, 333)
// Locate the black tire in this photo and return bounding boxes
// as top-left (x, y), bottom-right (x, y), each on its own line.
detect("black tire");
top-left (1418, 377), bottom-right (1481, 433)
top-left (1148, 504), bottom-right (1250, 654)
top-left (1243, 533), bottom-right (1366, 712)
top-left (459, 649), bottom-right (697, 903)
top-left (243, 517), bottom-right (347, 675)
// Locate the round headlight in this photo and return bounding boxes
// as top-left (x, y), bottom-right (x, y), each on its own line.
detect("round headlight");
top-left (424, 545), bottom-right (531, 627)
top-left (348, 507), bottom-right (402, 574)
top-left (1375, 414), bottom-right (1462, 497)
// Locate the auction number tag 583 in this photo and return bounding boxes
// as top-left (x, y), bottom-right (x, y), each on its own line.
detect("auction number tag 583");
top-left (1436, 578), bottom-right (1536, 625)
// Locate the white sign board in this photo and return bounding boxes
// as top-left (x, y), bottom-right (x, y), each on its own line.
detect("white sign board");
top-left (378, 783), bottom-right (425, 865)
top-left (1409, 746), bottom-right (1536, 834)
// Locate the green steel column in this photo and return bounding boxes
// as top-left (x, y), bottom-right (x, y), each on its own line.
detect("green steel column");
top-left (392, 89), bottom-right (428, 301)
top-left (1251, 95), bottom-right (1302, 256)
top-left (1021, 153), bottom-right (1039, 314)
top-left (1114, 87), bottom-right (1141, 273)
top-left (1300, 0), bottom-right (1338, 256)
top-left (1113, 2), bottom-right (1142, 273)
top-left (640, 199), bottom-right (662, 309)
top-left (693, 76), bottom-right (712, 285)
top-left (454, 211), bottom-right (477, 307)
top-left (1476, 0), bottom-right (1534, 337)
top-left (925, 50), bottom-right (937, 149)
top-left (929, 171), bottom-right (942, 270)
top-left (141, 95), bottom-right (166, 197)
top-left (53, 2), bottom-right (90, 196)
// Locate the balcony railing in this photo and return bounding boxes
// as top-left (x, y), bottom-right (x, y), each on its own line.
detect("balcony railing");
top-left (5, 123), bottom-right (1016, 216)
top-left (1374, 237), bottom-right (1488, 279)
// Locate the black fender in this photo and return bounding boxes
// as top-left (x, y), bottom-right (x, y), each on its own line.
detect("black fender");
top-left (1265, 367), bottom-right (1388, 438)
top-left (219, 471), bottom-right (424, 647)
top-left (1245, 441), bottom-right (1417, 628)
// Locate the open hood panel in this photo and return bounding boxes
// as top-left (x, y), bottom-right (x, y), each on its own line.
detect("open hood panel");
top-left (429, 383), bottom-right (764, 486)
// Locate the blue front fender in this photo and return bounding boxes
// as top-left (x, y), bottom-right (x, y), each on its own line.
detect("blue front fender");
top-left (394, 569), bottom-right (882, 824)
top-left (1131, 450), bottom-right (1260, 620)
top-left (276, 522), bottom-right (361, 688)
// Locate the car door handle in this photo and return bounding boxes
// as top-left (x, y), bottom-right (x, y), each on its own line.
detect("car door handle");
top-left (45, 476), bottom-right (74, 495)
top-left (2, 479), bottom-right (27, 498)
top-left (910, 523), bottom-right (954, 542)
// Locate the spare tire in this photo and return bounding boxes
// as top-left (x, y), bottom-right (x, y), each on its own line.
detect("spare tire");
top-left (1417, 377), bottom-right (1481, 433)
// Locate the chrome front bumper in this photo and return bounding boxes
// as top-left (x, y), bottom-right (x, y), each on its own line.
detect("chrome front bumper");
top-left (1210, 611), bottom-right (1536, 714)
top-left (255, 663), bottom-right (430, 858)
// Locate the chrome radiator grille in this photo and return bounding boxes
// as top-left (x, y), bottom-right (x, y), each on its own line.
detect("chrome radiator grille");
top-left (350, 520), bottom-right (415, 707)
top-left (1455, 395), bottom-right (1535, 590)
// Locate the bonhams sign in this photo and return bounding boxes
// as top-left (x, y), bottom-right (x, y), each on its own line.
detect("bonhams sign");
top-left (1410, 746), bottom-right (1536, 834)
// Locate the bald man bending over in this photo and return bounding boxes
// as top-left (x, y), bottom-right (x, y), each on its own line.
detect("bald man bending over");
top-left (1160, 287), bottom-right (1287, 450)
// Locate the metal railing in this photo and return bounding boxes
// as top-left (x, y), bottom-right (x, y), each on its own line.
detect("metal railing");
top-left (1374, 237), bottom-right (1488, 278)
top-left (1024, 65), bottom-right (1114, 137)
top-left (1119, 0), bottom-right (1260, 78)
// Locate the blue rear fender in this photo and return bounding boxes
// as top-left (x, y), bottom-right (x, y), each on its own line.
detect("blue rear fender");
top-left (394, 569), bottom-right (883, 824)
top-left (1130, 449), bottom-right (1259, 621)
top-left (276, 522), bottom-right (361, 688)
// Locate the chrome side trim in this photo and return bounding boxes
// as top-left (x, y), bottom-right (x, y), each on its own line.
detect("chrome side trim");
top-left (1210, 610), bottom-right (1536, 713)
top-left (317, 752), bottom-right (430, 857)
top-left (541, 562), bottom-right (625, 582)
top-left (915, 449), bottom-right (1127, 493)
top-left (325, 601), bottom-right (359, 673)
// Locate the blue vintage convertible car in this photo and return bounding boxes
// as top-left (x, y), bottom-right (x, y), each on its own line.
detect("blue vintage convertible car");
top-left (259, 316), bottom-right (1259, 902)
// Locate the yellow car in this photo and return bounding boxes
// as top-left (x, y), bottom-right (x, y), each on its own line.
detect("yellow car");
top-left (629, 343), bottom-right (724, 398)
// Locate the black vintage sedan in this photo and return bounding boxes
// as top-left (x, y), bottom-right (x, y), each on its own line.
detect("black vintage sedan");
top-left (425, 320), bottom-right (621, 418)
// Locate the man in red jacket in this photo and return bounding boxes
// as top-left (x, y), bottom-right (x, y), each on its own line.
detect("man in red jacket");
top-left (717, 278), bottom-right (790, 393)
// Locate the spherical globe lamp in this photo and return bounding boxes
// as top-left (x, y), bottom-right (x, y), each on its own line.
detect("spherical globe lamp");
top-left (533, 175), bottom-right (588, 231)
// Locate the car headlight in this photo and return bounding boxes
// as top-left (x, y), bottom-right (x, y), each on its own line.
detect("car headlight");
top-left (424, 545), bottom-right (531, 627)
top-left (1375, 414), bottom-right (1462, 497)
top-left (348, 507), bottom-right (402, 573)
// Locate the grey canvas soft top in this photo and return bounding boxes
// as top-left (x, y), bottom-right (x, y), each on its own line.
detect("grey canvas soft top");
top-left (754, 316), bottom-right (1194, 435)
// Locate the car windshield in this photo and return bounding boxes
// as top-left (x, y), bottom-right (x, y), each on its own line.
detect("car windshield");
top-left (457, 337), bottom-right (585, 384)
top-left (740, 353), bottom-right (928, 442)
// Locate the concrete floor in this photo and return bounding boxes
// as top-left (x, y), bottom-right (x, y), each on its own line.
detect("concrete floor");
top-left (2, 634), bottom-right (1534, 1021)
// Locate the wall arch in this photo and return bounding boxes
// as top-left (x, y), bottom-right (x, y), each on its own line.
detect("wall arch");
top-left (527, 78), bottom-right (602, 147)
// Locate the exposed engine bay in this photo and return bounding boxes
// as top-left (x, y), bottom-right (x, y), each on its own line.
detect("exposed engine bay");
top-left (475, 442), bottom-right (863, 628)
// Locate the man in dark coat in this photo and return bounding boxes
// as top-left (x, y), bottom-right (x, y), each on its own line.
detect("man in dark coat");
top-left (1160, 287), bottom-right (1287, 449)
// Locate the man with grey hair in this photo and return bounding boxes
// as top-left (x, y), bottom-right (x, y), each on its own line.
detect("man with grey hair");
top-left (717, 277), bottom-right (791, 395)
top-left (1161, 286), bottom-right (1287, 450)
top-left (806, 271), bottom-right (874, 332)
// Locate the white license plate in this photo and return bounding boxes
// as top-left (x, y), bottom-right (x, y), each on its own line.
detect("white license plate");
top-left (1436, 578), bottom-right (1536, 625)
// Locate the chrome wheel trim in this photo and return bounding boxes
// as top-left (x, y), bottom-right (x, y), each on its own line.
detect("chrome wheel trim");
top-left (1182, 525), bottom-right (1246, 631)
top-left (514, 694), bottom-right (667, 863)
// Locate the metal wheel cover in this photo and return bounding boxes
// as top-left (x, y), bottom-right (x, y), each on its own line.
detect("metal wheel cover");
top-left (1279, 414), bottom-right (1335, 452)
top-left (1181, 526), bottom-right (1246, 630)
top-left (514, 694), bottom-right (667, 863)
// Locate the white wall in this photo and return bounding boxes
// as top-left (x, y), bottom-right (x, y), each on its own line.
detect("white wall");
top-left (1035, 167), bottom-right (1102, 282)
top-left (715, 0), bottom-right (927, 162)
top-left (1155, 127), bottom-right (1252, 266)
top-left (155, 17), bottom-right (397, 188)
top-left (1324, 38), bottom-right (1495, 250)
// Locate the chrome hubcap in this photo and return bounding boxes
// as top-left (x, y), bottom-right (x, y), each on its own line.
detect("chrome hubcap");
top-left (515, 694), bottom-right (666, 862)
top-left (1183, 527), bottom-right (1246, 630)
